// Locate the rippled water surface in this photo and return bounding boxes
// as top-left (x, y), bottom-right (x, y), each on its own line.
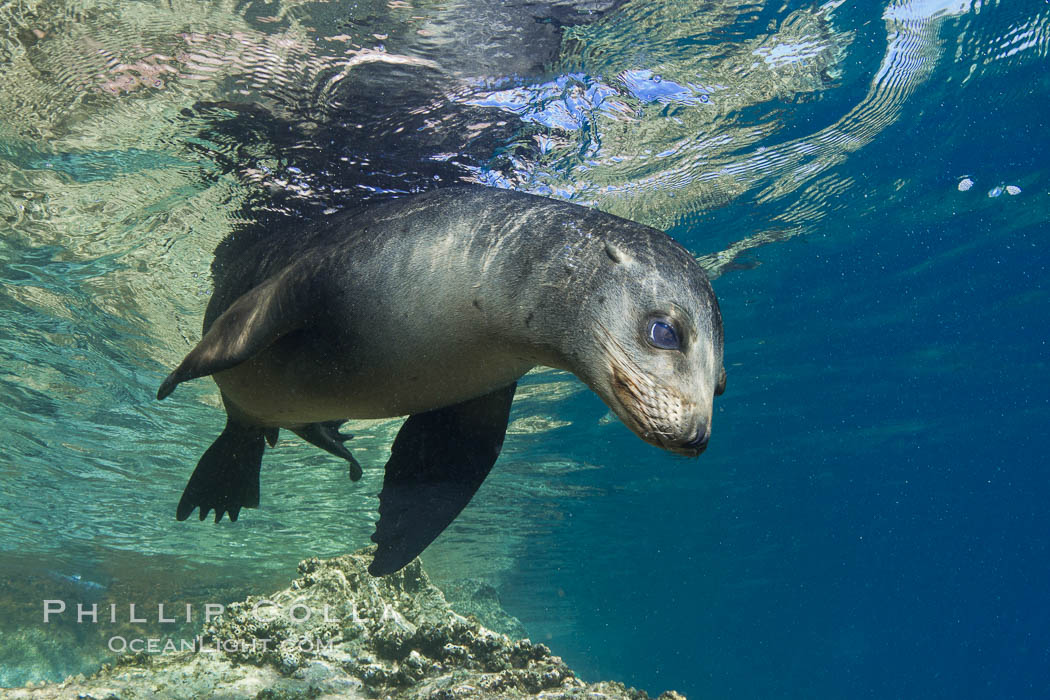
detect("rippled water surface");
top-left (1, 0), bottom-right (1048, 696)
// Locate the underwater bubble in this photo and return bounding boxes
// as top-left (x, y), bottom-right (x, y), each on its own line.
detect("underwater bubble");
top-left (957, 177), bottom-right (973, 191)
top-left (987, 186), bottom-right (1003, 198)
top-left (1006, 185), bottom-right (1022, 195)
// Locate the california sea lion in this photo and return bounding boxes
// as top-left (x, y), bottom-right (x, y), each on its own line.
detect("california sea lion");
top-left (158, 186), bottom-right (725, 575)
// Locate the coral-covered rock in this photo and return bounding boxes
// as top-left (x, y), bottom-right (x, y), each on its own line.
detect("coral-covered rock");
top-left (5, 547), bottom-right (683, 699)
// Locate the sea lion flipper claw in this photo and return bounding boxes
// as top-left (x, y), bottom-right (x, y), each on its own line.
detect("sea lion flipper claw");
top-left (293, 421), bottom-right (362, 481)
top-left (176, 418), bottom-right (265, 523)
top-left (368, 382), bottom-right (517, 576)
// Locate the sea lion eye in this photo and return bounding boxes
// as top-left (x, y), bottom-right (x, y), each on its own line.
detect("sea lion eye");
top-left (647, 318), bottom-right (680, 350)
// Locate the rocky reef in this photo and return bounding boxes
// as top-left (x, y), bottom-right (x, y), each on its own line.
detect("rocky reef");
top-left (7, 548), bottom-right (684, 699)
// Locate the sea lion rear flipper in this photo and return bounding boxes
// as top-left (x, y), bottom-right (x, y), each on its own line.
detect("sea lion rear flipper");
top-left (157, 266), bottom-right (315, 400)
top-left (369, 383), bottom-right (517, 576)
top-left (292, 420), bottom-right (362, 481)
top-left (176, 417), bottom-right (266, 523)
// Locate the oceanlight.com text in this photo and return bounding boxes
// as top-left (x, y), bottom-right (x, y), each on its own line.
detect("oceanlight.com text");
top-left (106, 635), bottom-right (335, 654)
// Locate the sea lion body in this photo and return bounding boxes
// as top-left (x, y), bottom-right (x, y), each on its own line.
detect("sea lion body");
top-left (159, 186), bottom-right (725, 574)
top-left (211, 193), bottom-right (561, 424)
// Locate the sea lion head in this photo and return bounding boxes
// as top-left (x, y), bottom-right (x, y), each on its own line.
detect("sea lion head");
top-left (568, 237), bottom-right (725, 457)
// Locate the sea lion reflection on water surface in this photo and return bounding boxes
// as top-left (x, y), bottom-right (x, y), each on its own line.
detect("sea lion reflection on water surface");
top-left (157, 186), bottom-right (726, 575)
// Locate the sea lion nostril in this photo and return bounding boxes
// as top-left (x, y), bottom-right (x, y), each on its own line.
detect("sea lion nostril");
top-left (684, 430), bottom-right (709, 450)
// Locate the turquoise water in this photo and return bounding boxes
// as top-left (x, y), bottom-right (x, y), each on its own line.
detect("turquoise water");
top-left (1, 0), bottom-right (1048, 696)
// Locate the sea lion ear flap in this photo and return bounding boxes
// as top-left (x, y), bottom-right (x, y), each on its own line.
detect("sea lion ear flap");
top-left (715, 366), bottom-right (727, 396)
top-left (157, 267), bottom-right (313, 400)
top-left (604, 241), bottom-right (636, 266)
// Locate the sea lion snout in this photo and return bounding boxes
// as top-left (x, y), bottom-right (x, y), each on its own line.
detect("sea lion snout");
top-left (602, 349), bottom-right (717, 457)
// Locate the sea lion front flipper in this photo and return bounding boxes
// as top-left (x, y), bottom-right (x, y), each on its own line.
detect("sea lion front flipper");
top-left (176, 418), bottom-right (266, 523)
top-left (157, 266), bottom-right (316, 400)
top-left (368, 383), bottom-right (518, 576)
top-left (292, 421), bottom-right (362, 481)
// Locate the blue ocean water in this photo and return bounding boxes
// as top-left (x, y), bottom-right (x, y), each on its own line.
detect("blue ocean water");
top-left (1, 0), bottom-right (1048, 697)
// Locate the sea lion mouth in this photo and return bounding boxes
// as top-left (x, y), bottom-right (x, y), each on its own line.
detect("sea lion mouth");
top-left (609, 365), bottom-right (697, 454)
top-left (681, 430), bottom-right (709, 455)
top-left (609, 366), bottom-right (651, 439)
